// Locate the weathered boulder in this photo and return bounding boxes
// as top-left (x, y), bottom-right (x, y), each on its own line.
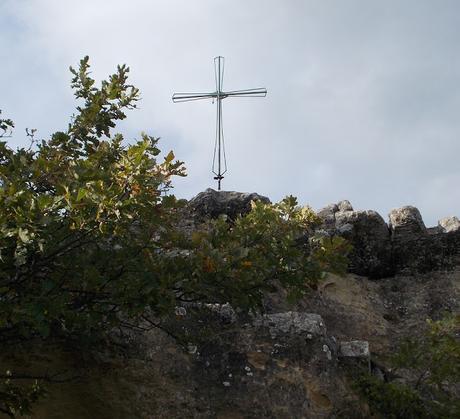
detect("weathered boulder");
top-left (438, 216), bottom-right (460, 233)
top-left (334, 209), bottom-right (393, 278)
top-left (389, 206), bottom-right (427, 237)
top-left (317, 200), bottom-right (352, 224)
top-left (337, 200), bottom-right (353, 212)
top-left (339, 340), bottom-right (370, 358)
top-left (189, 188), bottom-right (270, 219)
top-left (388, 206), bottom-right (433, 273)
top-left (316, 202), bottom-right (393, 277)
top-left (253, 312), bottom-right (326, 339)
top-left (317, 203), bottom-right (339, 230)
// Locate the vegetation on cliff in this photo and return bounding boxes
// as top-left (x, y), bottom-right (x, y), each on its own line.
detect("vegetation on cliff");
top-left (352, 315), bottom-right (460, 419)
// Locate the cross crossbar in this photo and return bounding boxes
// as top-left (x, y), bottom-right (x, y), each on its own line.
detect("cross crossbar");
top-left (172, 56), bottom-right (267, 190)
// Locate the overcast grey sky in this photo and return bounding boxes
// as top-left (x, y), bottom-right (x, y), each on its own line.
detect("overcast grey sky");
top-left (1, 0), bottom-right (459, 226)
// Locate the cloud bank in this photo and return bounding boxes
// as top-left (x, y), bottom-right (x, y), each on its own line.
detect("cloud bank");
top-left (1, 0), bottom-right (459, 225)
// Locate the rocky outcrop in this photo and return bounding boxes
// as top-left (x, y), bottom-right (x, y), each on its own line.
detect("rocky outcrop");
top-left (337, 200), bottom-right (353, 213)
top-left (387, 206), bottom-right (431, 273)
top-left (334, 210), bottom-right (393, 278)
top-left (317, 203), bottom-right (340, 230)
top-left (438, 216), bottom-right (460, 233)
top-left (188, 190), bottom-right (460, 277)
top-left (187, 310), bottom-right (342, 418)
top-left (317, 202), bottom-right (393, 278)
top-left (388, 206), bottom-right (427, 236)
top-left (339, 340), bottom-right (370, 358)
top-left (253, 312), bottom-right (326, 338)
top-left (317, 200), bottom-right (460, 277)
top-left (387, 206), bottom-right (460, 274)
top-left (189, 188), bottom-right (270, 219)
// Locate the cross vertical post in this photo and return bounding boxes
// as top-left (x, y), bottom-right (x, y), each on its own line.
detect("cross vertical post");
top-left (173, 56), bottom-right (267, 191)
top-left (214, 56), bottom-right (225, 190)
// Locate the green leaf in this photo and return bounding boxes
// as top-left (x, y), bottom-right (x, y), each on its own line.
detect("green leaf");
top-left (18, 228), bottom-right (30, 243)
top-left (76, 188), bottom-right (87, 202)
top-left (164, 150), bottom-right (175, 163)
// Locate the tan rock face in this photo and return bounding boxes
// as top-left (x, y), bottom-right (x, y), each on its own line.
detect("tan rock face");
top-left (3, 269), bottom-right (459, 418)
top-left (301, 273), bottom-right (391, 354)
top-left (246, 351), bottom-right (270, 370)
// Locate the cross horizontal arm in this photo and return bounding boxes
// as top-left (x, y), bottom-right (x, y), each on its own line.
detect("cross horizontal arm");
top-left (172, 92), bottom-right (217, 103)
top-left (222, 88), bottom-right (267, 98)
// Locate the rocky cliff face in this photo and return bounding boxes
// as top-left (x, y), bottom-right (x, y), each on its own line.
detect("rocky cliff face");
top-left (4, 190), bottom-right (459, 419)
top-left (317, 200), bottom-right (460, 278)
top-left (189, 189), bottom-right (460, 278)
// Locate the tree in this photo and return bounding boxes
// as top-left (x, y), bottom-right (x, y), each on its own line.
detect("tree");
top-left (0, 57), bottom-right (347, 416)
top-left (0, 57), bottom-right (185, 346)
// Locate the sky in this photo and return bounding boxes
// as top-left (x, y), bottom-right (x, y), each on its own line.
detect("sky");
top-left (1, 0), bottom-right (459, 226)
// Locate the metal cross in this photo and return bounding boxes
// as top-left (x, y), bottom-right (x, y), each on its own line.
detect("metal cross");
top-left (172, 56), bottom-right (267, 190)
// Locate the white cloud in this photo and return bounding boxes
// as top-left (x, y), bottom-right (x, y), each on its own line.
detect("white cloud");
top-left (1, 0), bottom-right (459, 225)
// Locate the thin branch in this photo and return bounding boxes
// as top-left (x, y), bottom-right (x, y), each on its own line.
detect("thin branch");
top-left (0, 370), bottom-right (80, 383)
top-left (140, 315), bottom-right (186, 348)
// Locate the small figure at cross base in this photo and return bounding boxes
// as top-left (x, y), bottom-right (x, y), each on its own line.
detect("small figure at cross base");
top-left (213, 174), bottom-right (224, 191)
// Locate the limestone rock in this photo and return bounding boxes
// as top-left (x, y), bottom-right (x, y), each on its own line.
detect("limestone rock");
top-left (317, 200), bottom-right (353, 226)
top-left (337, 200), bottom-right (353, 212)
top-left (189, 188), bottom-right (270, 219)
top-left (438, 216), bottom-right (460, 233)
top-left (388, 206), bottom-right (433, 272)
top-left (253, 311), bottom-right (326, 339)
top-left (202, 302), bottom-right (237, 324)
top-left (317, 203), bottom-right (339, 229)
top-left (317, 203), bottom-right (339, 218)
top-left (316, 202), bottom-right (393, 277)
top-left (339, 340), bottom-right (370, 358)
top-left (335, 210), bottom-right (393, 278)
top-left (389, 206), bottom-right (427, 236)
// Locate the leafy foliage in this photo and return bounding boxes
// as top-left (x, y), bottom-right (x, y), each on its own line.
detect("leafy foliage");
top-left (0, 372), bottom-right (44, 418)
top-left (0, 57), bottom-right (348, 416)
top-left (177, 196), bottom-right (350, 308)
top-left (0, 57), bottom-right (185, 345)
top-left (353, 315), bottom-right (460, 418)
top-left (392, 315), bottom-right (460, 393)
top-left (0, 111), bottom-right (14, 138)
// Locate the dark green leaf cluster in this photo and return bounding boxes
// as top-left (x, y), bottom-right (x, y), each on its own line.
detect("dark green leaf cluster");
top-left (0, 57), bottom-right (185, 343)
top-left (68, 56), bottom-right (140, 153)
top-left (353, 373), bottom-right (431, 419)
top-left (171, 197), bottom-right (350, 308)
